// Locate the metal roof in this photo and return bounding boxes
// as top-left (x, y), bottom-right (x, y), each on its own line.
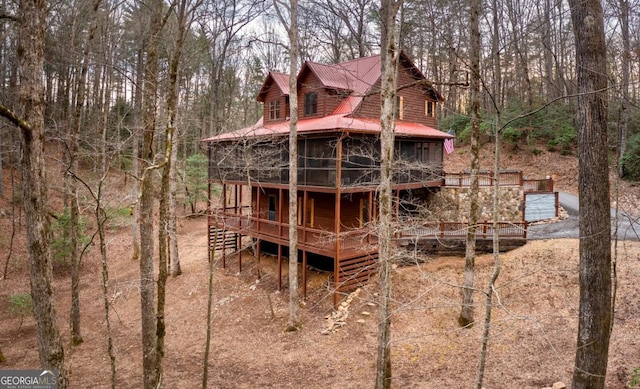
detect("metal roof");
top-left (208, 53), bottom-right (449, 143)
top-left (202, 114), bottom-right (453, 142)
top-left (256, 72), bottom-right (290, 102)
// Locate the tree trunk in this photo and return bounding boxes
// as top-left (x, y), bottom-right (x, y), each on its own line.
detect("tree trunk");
top-left (131, 45), bottom-right (144, 261)
top-left (0, 148), bottom-right (3, 196)
top-left (618, 0), bottom-right (629, 177)
top-left (491, 0), bottom-right (502, 111)
top-left (202, 227), bottom-right (216, 389)
top-left (169, 137), bottom-right (181, 276)
top-left (476, 115), bottom-right (502, 389)
top-left (68, 0), bottom-right (101, 348)
top-left (375, 1), bottom-right (402, 388)
top-left (17, 0), bottom-right (67, 385)
top-left (542, 0), bottom-right (555, 101)
top-left (157, 0), bottom-right (192, 380)
top-left (567, 1), bottom-right (612, 387)
top-left (139, 0), bottom-right (162, 386)
top-left (274, 0), bottom-right (301, 331)
top-left (459, 0), bottom-right (481, 329)
top-left (287, 0), bottom-right (300, 331)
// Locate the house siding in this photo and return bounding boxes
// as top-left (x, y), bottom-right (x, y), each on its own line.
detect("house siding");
top-left (253, 189), bottom-right (370, 232)
top-left (262, 83), bottom-right (288, 124)
top-left (352, 65), bottom-right (437, 128)
top-left (297, 72), bottom-right (347, 118)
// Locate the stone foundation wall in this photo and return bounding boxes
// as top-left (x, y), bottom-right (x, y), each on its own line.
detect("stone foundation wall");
top-left (429, 186), bottom-right (524, 222)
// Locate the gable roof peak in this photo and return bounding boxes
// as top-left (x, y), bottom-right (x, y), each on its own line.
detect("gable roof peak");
top-left (256, 71), bottom-right (290, 102)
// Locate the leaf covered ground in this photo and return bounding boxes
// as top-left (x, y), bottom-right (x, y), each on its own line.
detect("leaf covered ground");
top-left (0, 145), bottom-right (639, 388)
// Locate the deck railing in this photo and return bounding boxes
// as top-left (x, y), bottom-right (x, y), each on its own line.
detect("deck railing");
top-left (445, 170), bottom-right (553, 194)
top-left (523, 178), bottom-right (554, 193)
top-left (210, 211), bottom-right (528, 247)
top-left (208, 212), bottom-right (377, 254)
top-left (398, 221), bottom-right (528, 240)
top-left (444, 170), bottom-right (523, 187)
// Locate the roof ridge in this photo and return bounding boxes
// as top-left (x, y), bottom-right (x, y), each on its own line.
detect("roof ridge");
top-left (335, 54), bottom-right (381, 66)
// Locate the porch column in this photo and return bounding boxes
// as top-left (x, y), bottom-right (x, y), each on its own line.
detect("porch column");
top-left (334, 191), bottom-right (341, 308)
top-left (278, 244), bottom-right (282, 291)
top-left (222, 183), bottom-right (227, 268)
top-left (302, 190), bottom-right (308, 298)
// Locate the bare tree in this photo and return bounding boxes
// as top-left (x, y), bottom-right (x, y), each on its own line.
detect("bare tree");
top-left (459, 0), bottom-right (481, 328)
top-left (0, 0), bottom-right (68, 385)
top-left (156, 0), bottom-right (202, 382)
top-left (273, 0), bottom-right (301, 331)
top-left (138, 0), bottom-right (163, 386)
top-left (617, 0), bottom-right (630, 177)
top-left (376, 0), bottom-right (402, 387)
top-left (568, 0), bottom-right (613, 387)
top-left (166, 0), bottom-right (202, 278)
top-left (67, 0), bottom-right (102, 347)
top-left (66, 165), bottom-right (118, 389)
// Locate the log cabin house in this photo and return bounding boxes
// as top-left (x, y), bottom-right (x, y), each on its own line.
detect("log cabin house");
top-left (204, 52), bottom-right (456, 304)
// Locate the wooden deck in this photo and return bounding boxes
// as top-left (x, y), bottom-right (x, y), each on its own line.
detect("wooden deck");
top-left (209, 215), bottom-right (528, 255)
top-left (208, 214), bottom-right (377, 259)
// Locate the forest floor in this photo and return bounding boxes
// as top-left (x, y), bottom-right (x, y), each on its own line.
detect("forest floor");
top-left (0, 143), bottom-right (639, 388)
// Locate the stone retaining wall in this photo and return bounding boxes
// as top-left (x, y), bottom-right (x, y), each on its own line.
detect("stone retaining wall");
top-left (429, 186), bottom-right (524, 222)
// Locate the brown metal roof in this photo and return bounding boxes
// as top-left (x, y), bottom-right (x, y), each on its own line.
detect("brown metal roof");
top-left (211, 53), bottom-right (448, 143)
top-left (256, 71), bottom-right (290, 102)
top-left (202, 114), bottom-right (453, 142)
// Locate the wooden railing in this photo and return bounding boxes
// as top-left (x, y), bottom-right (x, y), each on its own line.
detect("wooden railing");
top-left (208, 212), bottom-right (377, 254)
top-left (398, 221), bottom-right (528, 240)
top-left (211, 211), bottom-right (528, 246)
top-left (523, 178), bottom-right (554, 193)
top-left (445, 170), bottom-right (554, 194)
top-left (444, 170), bottom-right (523, 187)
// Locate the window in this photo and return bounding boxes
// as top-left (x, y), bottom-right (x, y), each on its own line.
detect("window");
top-left (267, 195), bottom-right (277, 221)
top-left (304, 92), bottom-right (318, 116)
top-left (395, 96), bottom-right (404, 120)
top-left (425, 101), bottom-right (434, 117)
top-left (269, 100), bottom-right (280, 120)
top-left (415, 142), bottom-right (442, 163)
top-left (297, 197), bottom-right (315, 227)
top-left (359, 198), bottom-right (369, 228)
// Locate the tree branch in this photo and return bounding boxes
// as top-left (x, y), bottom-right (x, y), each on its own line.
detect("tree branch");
top-left (0, 12), bottom-right (18, 22)
top-left (0, 104), bottom-right (32, 134)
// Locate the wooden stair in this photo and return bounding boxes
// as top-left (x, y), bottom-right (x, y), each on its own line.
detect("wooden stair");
top-left (335, 251), bottom-right (379, 293)
top-left (208, 226), bottom-right (238, 252)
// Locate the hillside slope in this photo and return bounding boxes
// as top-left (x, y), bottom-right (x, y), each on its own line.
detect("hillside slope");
top-left (444, 143), bottom-right (640, 214)
top-left (0, 144), bottom-right (639, 388)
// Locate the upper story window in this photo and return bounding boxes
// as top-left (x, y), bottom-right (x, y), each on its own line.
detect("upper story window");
top-left (395, 96), bottom-right (404, 120)
top-left (304, 92), bottom-right (318, 116)
top-left (425, 100), bottom-right (435, 117)
top-left (269, 100), bottom-right (280, 120)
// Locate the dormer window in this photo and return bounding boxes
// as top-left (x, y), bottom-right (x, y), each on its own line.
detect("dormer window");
top-left (269, 100), bottom-right (281, 120)
top-left (304, 92), bottom-right (318, 116)
top-left (425, 101), bottom-right (435, 117)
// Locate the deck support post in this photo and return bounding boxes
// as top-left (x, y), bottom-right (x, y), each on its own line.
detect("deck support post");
top-left (256, 239), bottom-right (261, 279)
top-left (277, 244), bottom-right (282, 291)
top-left (303, 250), bottom-right (307, 298)
top-left (221, 183), bottom-right (227, 268)
top-left (368, 191), bottom-right (373, 244)
top-left (238, 233), bottom-right (242, 272)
